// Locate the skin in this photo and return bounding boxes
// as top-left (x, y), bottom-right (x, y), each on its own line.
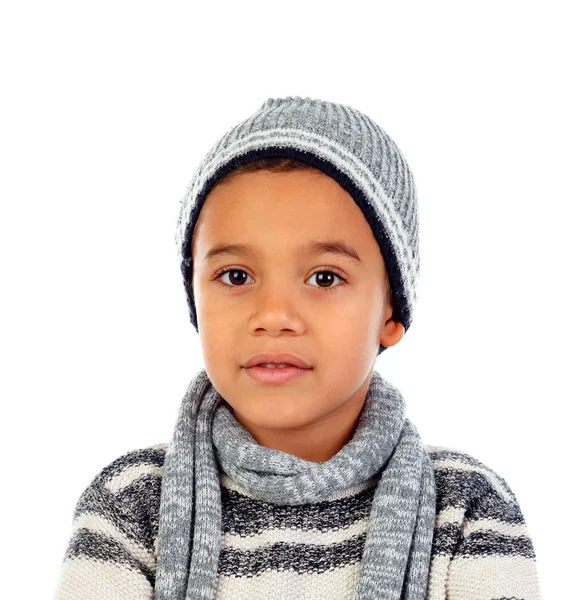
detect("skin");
top-left (191, 168), bottom-right (404, 463)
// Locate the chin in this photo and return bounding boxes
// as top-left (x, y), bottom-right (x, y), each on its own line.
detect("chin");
top-left (235, 404), bottom-right (318, 431)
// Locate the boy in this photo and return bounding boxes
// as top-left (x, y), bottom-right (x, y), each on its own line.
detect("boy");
top-left (54, 96), bottom-right (542, 600)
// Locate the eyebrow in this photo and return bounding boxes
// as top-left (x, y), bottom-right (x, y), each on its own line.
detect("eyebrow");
top-left (203, 240), bottom-right (362, 264)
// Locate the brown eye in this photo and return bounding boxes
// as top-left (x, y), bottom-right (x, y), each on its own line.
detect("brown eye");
top-left (306, 270), bottom-right (346, 289)
top-left (216, 269), bottom-right (250, 286)
top-left (213, 266), bottom-right (347, 292)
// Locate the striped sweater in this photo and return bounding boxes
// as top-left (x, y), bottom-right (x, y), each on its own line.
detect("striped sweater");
top-left (54, 443), bottom-right (542, 600)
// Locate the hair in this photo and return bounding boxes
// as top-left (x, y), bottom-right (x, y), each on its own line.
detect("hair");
top-left (216, 156), bottom-right (321, 182)
top-left (192, 157), bottom-right (394, 355)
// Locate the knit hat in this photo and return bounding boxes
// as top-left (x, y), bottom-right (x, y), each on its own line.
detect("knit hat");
top-left (175, 96), bottom-right (420, 356)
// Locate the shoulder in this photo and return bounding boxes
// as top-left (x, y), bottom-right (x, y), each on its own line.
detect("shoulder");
top-left (75, 443), bottom-right (170, 545)
top-left (423, 444), bottom-right (519, 507)
top-left (93, 443), bottom-right (169, 526)
top-left (57, 443), bottom-right (171, 595)
top-left (422, 450), bottom-right (541, 597)
top-left (89, 442), bottom-right (169, 492)
top-left (422, 444), bottom-right (537, 565)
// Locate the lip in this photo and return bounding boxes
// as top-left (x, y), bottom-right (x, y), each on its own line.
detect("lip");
top-left (242, 353), bottom-right (312, 369)
top-left (243, 364), bottom-right (312, 385)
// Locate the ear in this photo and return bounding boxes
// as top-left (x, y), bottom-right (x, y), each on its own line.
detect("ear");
top-left (379, 319), bottom-right (404, 349)
top-left (378, 282), bottom-right (404, 348)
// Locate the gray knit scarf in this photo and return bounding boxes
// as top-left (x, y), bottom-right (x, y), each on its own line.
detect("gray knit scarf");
top-left (154, 368), bottom-right (436, 600)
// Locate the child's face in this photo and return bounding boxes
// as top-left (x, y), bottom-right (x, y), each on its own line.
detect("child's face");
top-left (191, 168), bottom-right (403, 441)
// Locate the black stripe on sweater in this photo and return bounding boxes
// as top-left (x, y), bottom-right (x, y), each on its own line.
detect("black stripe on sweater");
top-left (430, 520), bottom-right (535, 560)
top-left (427, 448), bottom-right (515, 501)
top-left (454, 528), bottom-right (537, 559)
top-left (218, 534), bottom-right (367, 577)
top-left (221, 484), bottom-right (377, 536)
top-left (430, 522), bottom-right (462, 556)
top-left (433, 468), bottom-right (525, 525)
top-left (93, 447), bottom-right (166, 488)
top-left (63, 527), bottom-right (155, 587)
top-left (115, 473), bottom-right (162, 544)
top-left (73, 483), bottom-right (155, 553)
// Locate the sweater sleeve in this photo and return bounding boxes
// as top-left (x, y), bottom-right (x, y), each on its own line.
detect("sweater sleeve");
top-left (53, 448), bottom-right (163, 600)
top-left (445, 458), bottom-right (543, 600)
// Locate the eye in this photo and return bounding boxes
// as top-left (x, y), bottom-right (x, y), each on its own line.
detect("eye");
top-left (214, 268), bottom-right (251, 287)
top-left (213, 267), bottom-right (348, 292)
top-left (306, 269), bottom-right (347, 291)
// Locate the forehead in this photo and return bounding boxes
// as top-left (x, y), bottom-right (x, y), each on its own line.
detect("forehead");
top-left (193, 169), bottom-right (371, 247)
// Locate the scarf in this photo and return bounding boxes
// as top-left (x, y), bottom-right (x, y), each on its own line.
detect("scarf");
top-left (154, 368), bottom-right (437, 600)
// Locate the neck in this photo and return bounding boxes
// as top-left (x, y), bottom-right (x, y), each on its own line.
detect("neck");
top-left (232, 404), bottom-right (363, 463)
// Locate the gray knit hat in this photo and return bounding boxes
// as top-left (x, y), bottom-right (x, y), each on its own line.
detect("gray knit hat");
top-left (175, 96), bottom-right (420, 356)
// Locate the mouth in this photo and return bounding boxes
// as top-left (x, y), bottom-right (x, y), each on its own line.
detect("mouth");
top-left (242, 364), bottom-right (312, 384)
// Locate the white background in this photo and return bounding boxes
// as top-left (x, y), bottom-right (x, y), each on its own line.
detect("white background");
top-left (1, 1), bottom-right (579, 597)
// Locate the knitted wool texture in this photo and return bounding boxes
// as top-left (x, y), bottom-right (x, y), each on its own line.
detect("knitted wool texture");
top-left (153, 369), bottom-right (437, 600)
top-left (175, 96), bottom-right (420, 355)
top-left (54, 441), bottom-right (544, 599)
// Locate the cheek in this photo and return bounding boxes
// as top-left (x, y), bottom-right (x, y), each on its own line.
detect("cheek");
top-left (197, 312), bottom-right (238, 370)
top-left (321, 305), bottom-right (376, 343)
top-left (318, 311), bottom-right (379, 372)
top-left (196, 285), bottom-right (237, 329)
